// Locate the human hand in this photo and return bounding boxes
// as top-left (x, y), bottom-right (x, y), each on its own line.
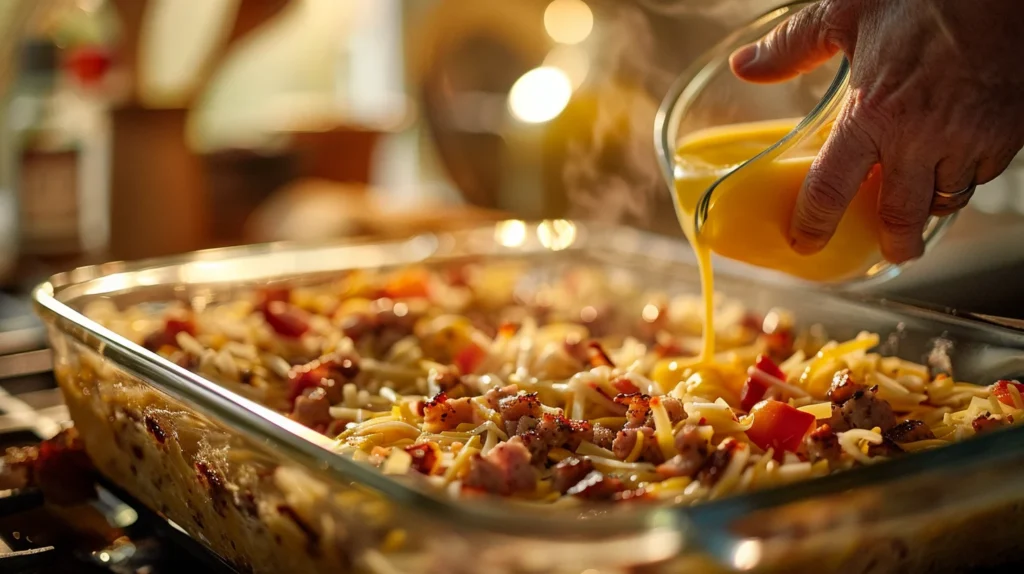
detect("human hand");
top-left (729, 0), bottom-right (1024, 263)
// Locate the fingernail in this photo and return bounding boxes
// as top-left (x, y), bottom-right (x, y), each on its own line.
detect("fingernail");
top-left (730, 44), bottom-right (760, 72)
top-left (787, 229), bottom-right (827, 255)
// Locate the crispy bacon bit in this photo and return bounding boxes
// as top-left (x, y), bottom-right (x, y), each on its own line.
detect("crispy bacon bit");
top-left (829, 385), bottom-right (896, 432)
top-left (566, 470), bottom-right (625, 500)
top-left (143, 313), bottom-right (197, 351)
top-left (612, 427), bottom-right (664, 465)
top-left (698, 438), bottom-right (740, 487)
top-left (289, 387), bottom-right (332, 432)
top-left (551, 457), bottom-right (595, 493)
top-left (405, 444), bottom-right (442, 474)
top-left (972, 413), bottom-right (1006, 434)
top-left (803, 424), bottom-right (841, 462)
top-left (827, 369), bottom-right (865, 405)
top-left (586, 342), bottom-right (615, 368)
top-left (615, 393), bottom-right (652, 429)
top-left (262, 300), bottom-right (311, 339)
top-left (884, 420), bottom-right (935, 444)
top-left (657, 424), bottom-right (710, 478)
top-left (287, 352), bottom-right (361, 404)
top-left (423, 392), bottom-right (476, 433)
top-left (464, 438), bottom-right (537, 495)
top-left (498, 392), bottom-right (543, 424)
top-left (535, 413), bottom-right (593, 451)
top-left (144, 414), bottom-right (167, 444)
top-left (614, 393), bottom-right (685, 429)
top-left (428, 365), bottom-right (469, 397)
top-left (592, 424), bottom-right (615, 450)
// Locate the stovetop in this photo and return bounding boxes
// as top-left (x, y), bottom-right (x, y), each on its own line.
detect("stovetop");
top-left (0, 290), bottom-right (236, 574)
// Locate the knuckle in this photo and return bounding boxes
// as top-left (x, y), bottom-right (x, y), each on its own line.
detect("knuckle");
top-left (878, 205), bottom-right (926, 234)
top-left (816, 2), bottom-right (854, 50)
top-left (800, 175), bottom-right (849, 228)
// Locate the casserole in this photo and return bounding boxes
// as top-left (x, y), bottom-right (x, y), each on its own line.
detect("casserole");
top-left (34, 222), bottom-right (1024, 573)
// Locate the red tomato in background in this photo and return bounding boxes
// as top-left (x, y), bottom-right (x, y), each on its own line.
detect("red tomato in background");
top-left (65, 46), bottom-right (112, 85)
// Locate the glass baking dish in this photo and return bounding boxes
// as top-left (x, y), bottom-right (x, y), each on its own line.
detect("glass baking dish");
top-left (32, 221), bottom-right (1024, 573)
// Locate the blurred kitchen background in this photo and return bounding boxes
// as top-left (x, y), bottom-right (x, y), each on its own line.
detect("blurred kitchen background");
top-left (1, 0), bottom-right (1023, 340)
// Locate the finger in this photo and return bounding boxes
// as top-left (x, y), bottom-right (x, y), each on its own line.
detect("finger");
top-left (789, 110), bottom-right (879, 254)
top-left (932, 157), bottom-right (977, 216)
top-left (976, 146), bottom-right (1020, 185)
top-left (877, 157), bottom-right (934, 263)
top-left (730, 3), bottom-right (842, 83)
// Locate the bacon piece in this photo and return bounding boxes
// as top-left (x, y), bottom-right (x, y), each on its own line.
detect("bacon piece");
top-left (143, 312), bottom-right (197, 351)
top-left (287, 352), bottom-right (361, 404)
top-left (829, 385), bottom-right (896, 433)
top-left (405, 443), bottom-right (443, 475)
top-left (612, 427), bottom-right (664, 465)
top-left (826, 369), bottom-right (865, 405)
top-left (614, 393), bottom-right (651, 429)
top-left (586, 341), bottom-right (615, 368)
top-left (422, 392), bottom-right (476, 433)
top-left (884, 420), bottom-right (935, 444)
top-left (698, 438), bottom-right (740, 487)
top-left (566, 470), bottom-right (625, 500)
top-left (972, 413), bottom-right (1006, 434)
top-left (803, 424), bottom-right (841, 462)
top-left (289, 387), bottom-right (332, 432)
top-left (262, 300), bottom-right (311, 338)
top-left (464, 438), bottom-right (537, 496)
top-left (551, 457), bottom-right (595, 493)
top-left (498, 392), bottom-right (543, 425)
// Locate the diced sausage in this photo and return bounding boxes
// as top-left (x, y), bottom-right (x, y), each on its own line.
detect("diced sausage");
top-left (829, 386), bottom-right (896, 433)
top-left (484, 384), bottom-right (518, 410)
top-left (826, 369), bottom-right (865, 405)
top-left (551, 457), bottom-right (595, 494)
top-left (566, 470), bottom-right (625, 500)
top-left (657, 425), bottom-right (709, 478)
top-left (883, 420), bottom-right (935, 444)
top-left (803, 424), bottom-right (841, 462)
top-left (612, 427), bottom-right (664, 465)
top-left (614, 393), bottom-right (652, 429)
top-left (592, 424), bottom-right (615, 450)
top-left (698, 438), bottom-right (740, 487)
top-left (464, 438), bottom-right (537, 495)
top-left (972, 413), bottom-right (1007, 434)
top-left (289, 387), bottom-right (333, 431)
top-left (498, 392), bottom-right (543, 424)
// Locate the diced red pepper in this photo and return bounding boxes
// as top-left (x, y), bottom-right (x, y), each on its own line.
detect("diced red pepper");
top-left (745, 399), bottom-right (816, 454)
top-left (65, 45), bottom-right (112, 85)
top-left (454, 342), bottom-right (487, 375)
top-left (612, 377), bottom-right (641, 395)
top-left (262, 300), bottom-right (310, 338)
top-left (740, 354), bottom-right (786, 412)
top-left (754, 354), bottom-right (786, 381)
top-left (256, 287), bottom-right (291, 312)
top-left (992, 380), bottom-right (1024, 408)
top-left (143, 313), bottom-right (197, 351)
top-left (739, 377), bottom-right (770, 412)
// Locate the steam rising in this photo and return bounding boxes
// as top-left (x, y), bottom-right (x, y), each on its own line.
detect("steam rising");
top-left (560, 0), bottom-right (777, 227)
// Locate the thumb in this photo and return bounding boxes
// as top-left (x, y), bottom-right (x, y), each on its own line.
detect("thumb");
top-left (730, 4), bottom-right (842, 84)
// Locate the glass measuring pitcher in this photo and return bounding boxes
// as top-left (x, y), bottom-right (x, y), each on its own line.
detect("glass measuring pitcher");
top-left (654, 1), bottom-right (957, 286)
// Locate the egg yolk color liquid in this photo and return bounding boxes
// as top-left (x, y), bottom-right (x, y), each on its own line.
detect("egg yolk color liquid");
top-left (673, 119), bottom-right (883, 362)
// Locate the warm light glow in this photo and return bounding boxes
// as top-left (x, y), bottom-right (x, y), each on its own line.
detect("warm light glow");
top-left (537, 220), bottom-right (577, 251)
top-left (732, 539), bottom-right (763, 570)
top-left (495, 220), bottom-right (528, 247)
top-left (544, 0), bottom-right (594, 45)
top-left (543, 45), bottom-right (590, 89)
top-left (508, 67), bottom-right (573, 124)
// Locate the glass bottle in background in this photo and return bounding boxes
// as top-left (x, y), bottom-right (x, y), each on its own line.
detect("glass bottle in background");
top-left (8, 36), bottom-right (111, 285)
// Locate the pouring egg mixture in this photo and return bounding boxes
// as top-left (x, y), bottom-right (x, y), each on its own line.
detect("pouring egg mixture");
top-left (85, 244), bottom-right (1023, 505)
